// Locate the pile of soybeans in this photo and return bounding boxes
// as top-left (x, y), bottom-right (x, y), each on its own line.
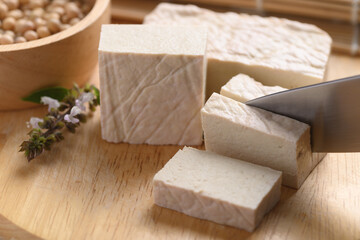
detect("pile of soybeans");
top-left (0, 0), bottom-right (92, 44)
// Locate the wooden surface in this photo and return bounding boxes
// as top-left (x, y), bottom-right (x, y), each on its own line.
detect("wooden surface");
top-left (0, 54), bottom-right (360, 240)
top-left (0, 0), bottom-right (110, 111)
top-left (111, 0), bottom-right (158, 23)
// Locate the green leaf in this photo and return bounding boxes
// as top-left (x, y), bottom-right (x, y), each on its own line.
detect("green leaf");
top-left (91, 86), bottom-right (100, 105)
top-left (22, 87), bottom-right (69, 104)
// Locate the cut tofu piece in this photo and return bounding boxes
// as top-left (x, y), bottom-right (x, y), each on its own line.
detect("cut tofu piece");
top-left (220, 74), bottom-right (327, 175)
top-left (153, 147), bottom-right (282, 232)
top-left (201, 93), bottom-right (312, 189)
top-left (99, 25), bottom-right (207, 145)
top-left (220, 74), bottom-right (287, 102)
top-left (144, 3), bottom-right (332, 99)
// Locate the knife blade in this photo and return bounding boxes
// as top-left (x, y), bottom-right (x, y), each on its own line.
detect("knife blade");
top-left (245, 74), bottom-right (360, 152)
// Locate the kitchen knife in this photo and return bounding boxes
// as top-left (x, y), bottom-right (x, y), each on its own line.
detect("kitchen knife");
top-left (246, 74), bottom-right (360, 152)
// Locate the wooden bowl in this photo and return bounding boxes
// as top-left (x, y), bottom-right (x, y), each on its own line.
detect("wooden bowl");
top-left (0, 0), bottom-right (111, 111)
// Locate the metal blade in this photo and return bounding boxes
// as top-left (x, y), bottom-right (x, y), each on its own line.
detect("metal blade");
top-left (246, 75), bottom-right (360, 152)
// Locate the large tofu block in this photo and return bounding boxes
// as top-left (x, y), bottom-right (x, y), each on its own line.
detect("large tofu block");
top-left (201, 93), bottom-right (312, 189)
top-left (99, 25), bottom-right (207, 145)
top-left (144, 3), bottom-right (332, 98)
top-left (220, 74), bottom-right (327, 172)
top-left (153, 147), bottom-right (282, 232)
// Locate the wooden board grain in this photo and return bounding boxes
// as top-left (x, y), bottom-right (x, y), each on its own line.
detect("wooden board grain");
top-left (0, 54), bottom-right (360, 240)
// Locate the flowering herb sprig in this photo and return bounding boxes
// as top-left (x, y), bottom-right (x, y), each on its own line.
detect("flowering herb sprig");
top-left (19, 84), bottom-right (100, 162)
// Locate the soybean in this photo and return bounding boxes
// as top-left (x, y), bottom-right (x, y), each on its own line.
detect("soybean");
top-left (0, 0), bottom-right (92, 45)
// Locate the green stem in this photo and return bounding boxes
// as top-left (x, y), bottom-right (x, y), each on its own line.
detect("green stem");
top-left (43, 105), bottom-right (73, 138)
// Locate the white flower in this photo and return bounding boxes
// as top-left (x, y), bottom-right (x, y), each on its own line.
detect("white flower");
top-left (26, 117), bottom-right (43, 129)
top-left (41, 96), bottom-right (60, 112)
top-left (75, 92), bottom-right (94, 111)
top-left (64, 106), bottom-right (82, 124)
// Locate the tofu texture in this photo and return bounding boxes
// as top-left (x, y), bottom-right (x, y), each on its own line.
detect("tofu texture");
top-left (220, 74), bottom-right (327, 175)
top-left (144, 3), bottom-right (332, 98)
top-left (99, 25), bottom-right (207, 145)
top-left (220, 74), bottom-right (287, 102)
top-left (201, 93), bottom-right (313, 189)
top-left (153, 147), bottom-right (282, 232)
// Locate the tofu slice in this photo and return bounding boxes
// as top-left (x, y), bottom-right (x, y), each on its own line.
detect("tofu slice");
top-left (220, 74), bottom-right (327, 175)
top-left (201, 93), bottom-right (312, 189)
top-left (144, 3), bottom-right (332, 98)
top-left (153, 147), bottom-right (282, 232)
top-left (99, 25), bottom-right (207, 145)
top-left (220, 74), bottom-right (287, 102)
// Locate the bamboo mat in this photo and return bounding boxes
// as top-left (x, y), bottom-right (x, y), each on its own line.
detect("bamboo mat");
top-left (111, 0), bottom-right (360, 55)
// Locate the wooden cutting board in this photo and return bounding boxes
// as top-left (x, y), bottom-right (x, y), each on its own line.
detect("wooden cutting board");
top-left (0, 54), bottom-right (360, 240)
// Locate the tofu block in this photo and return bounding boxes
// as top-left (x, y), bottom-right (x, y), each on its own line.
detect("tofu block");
top-left (153, 147), bottom-right (282, 232)
top-left (220, 74), bottom-right (327, 174)
top-left (99, 25), bottom-right (207, 145)
top-left (144, 3), bottom-right (332, 98)
top-left (220, 74), bottom-right (287, 102)
top-left (201, 93), bottom-right (312, 189)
